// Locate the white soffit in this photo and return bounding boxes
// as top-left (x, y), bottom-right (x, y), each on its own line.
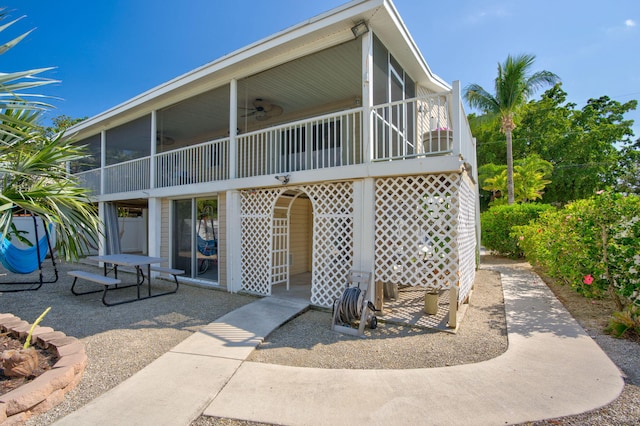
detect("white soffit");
top-left (69, 0), bottom-right (447, 136)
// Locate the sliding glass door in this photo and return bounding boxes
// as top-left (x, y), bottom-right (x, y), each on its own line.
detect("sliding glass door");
top-left (172, 197), bottom-right (219, 282)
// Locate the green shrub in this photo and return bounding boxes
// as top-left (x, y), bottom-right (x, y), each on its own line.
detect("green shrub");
top-left (481, 203), bottom-right (555, 258)
top-left (515, 192), bottom-right (640, 305)
top-left (606, 306), bottom-right (640, 338)
top-left (514, 203), bottom-right (604, 297)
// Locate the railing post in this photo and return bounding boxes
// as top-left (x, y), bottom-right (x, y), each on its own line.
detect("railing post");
top-left (150, 110), bottom-right (157, 189)
top-left (229, 79), bottom-right (238, 179)
top-left (362, 31), bottom-right (374, 163)
top-left (451, 81), bottom-right (462, 157)
top-left (100, 130), bottom-right (106, 195)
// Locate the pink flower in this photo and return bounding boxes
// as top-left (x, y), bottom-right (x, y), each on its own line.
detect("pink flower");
top-left (583, 274), bottom-right (594, 285)
top-left (518, 236), bottom-right (524, 241)
top-left (596, 190), bottom-right (605, 195)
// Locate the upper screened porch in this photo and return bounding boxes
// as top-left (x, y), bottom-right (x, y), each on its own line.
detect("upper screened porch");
top-left (70, 35), bottom-right (476, 198)
top-left (74, 90), bottom-right (475, 197)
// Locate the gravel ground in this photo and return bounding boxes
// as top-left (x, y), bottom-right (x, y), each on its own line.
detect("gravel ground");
top-left (0, 260), bottom-right (256, 425)
top-left (244, 268), bottom-right (507, 369)
top-left (2, 257), bottom-right (639, 425)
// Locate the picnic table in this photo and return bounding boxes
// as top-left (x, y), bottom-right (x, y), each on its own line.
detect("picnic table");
top-left (69, 254), bottom-right (182, 306)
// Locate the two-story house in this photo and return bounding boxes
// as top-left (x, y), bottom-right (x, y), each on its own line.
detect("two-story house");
top-left (68, 0), bottom-right (479, 327)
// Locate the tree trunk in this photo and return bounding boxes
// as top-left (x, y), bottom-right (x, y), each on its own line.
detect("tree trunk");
top-left (1, 347), bottom-right (39, 378)
top-left (506, 128), bottom-right (515, 205)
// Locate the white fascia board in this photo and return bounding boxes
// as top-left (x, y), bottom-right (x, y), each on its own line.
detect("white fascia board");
top-left (68, 0), bottom-right (385, 137)
top-left (377, 0), bottom-right (450, 91)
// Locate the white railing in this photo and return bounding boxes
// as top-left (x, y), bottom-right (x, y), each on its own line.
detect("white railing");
top-left (75, 91), bottom-right (478, 195)
top-left (457, 100), bottom-right (476, 167)
top-left (74, 169), bottom-right (100, 195)
top-left (155, 138), bottom-right (229, 188)
top-left (104, 157), bottom-right (150, 194)
top-left (372, 92), bottom-right (453, 161)
top-left (237, 109), bottom-right (363, 178)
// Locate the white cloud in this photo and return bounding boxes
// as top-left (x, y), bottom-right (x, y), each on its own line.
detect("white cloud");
top-left (625, 19), bottom-right (636, 27)
top-left (466, 7), bottom-right (509, 24)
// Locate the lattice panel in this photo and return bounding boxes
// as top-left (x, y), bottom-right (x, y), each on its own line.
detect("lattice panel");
top-left (303, 182), bottom-right (354, 307)
top-left (375, 174), bottom-right (461, 291)
top-left (457, 174), bottom-right (477, 303)
top-left (240, 189), bottom-right (282, 295)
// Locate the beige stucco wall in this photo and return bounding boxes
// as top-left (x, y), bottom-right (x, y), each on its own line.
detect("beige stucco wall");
top-left (289, 196), bottom-right (312, 275)
top-left (160, 199), bottom-right (169, 263)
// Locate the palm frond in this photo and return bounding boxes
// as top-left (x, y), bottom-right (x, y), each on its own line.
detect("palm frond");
top-left (0, 28), bottom-right (32, 56)
top-left (464, 83), bottom-right (500, 113)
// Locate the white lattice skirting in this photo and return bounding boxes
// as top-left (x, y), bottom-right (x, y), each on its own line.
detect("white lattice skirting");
top-left (375, 173), bottom-right (476, 305)
top-left (239, 174), bottom-right (476, 310)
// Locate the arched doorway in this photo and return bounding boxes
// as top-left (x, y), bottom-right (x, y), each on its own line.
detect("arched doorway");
top-left (239, 181), bottom-right (354, 306)
top-left (271, 189), bottom-right (312, 300)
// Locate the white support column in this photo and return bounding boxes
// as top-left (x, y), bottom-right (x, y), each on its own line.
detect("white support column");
top-left (150, 110), bottom-right (157, 189)
top-left (148, 197), bottom-right (161, 259)
top-left (229, 79), bottom-right (238, 179)
top-left (352, 178), bottom-right (376, 303)
top-left (226, 190), bottom-right (242, 293)
top-left (98, 201), bottom-right (106, 256)
top-left (100, 130), bottom-right (106, 195)
top-left (448, 285), bottom-right (459, 329)
top-left (361, 30), bottom-right (374, 163)
top-left (451, 80), bottom-right (462, 157)
top-left (352, 180), bottom-right (364, 272)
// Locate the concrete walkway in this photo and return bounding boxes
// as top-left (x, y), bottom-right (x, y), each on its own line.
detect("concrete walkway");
top-left (54, 263), bottom-right (624, 426)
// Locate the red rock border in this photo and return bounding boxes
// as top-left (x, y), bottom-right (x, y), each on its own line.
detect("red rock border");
top-left (0, 313), bottom-right (87, 425)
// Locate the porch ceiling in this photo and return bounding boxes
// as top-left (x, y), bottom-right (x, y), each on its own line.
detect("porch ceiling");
top-left (69, 0), bottom-right (448, 140)
top-left (237, 39), bottom-right (362, 121)
top-left (160, 39), bottom-right (362, 142)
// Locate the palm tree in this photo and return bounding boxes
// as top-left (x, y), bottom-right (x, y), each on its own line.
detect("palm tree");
top-left (464, 54), bottom-right (560, 204)
top-left (480, 155), bottom-right (553, 205)
top-left (0, 10), bottom-right (100, 260)
top-left (0, 110), bottom-right (101, 260)
top-left (514, 154), bottom-right (553, 203)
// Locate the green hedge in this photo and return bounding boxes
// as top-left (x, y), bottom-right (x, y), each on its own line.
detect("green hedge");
top-left (480, 203), bottom-right (555, 258)
top-left (514, 192), bottom-right (640, 305)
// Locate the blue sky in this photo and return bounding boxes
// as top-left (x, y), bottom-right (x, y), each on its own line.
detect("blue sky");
top-left (4, 0), bottom-right (640, 137)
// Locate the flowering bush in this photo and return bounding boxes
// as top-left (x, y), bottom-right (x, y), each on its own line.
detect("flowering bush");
top-left (514, 192), bottom-right (640, 306)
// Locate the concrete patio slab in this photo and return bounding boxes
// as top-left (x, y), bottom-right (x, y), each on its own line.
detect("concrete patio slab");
top-left (53, 263), bottom-right (624, 426)
top-left (204, 265), bottom-right (624, 425)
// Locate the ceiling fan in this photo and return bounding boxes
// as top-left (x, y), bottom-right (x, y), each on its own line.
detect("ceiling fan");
top-left (156, 131), bottom-right (175, 146)
top-left (241, 98), bottom-right (283, 121)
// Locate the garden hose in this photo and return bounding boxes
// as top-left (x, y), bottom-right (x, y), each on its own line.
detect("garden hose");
top-left (336, 286), bottom-right (362, 324)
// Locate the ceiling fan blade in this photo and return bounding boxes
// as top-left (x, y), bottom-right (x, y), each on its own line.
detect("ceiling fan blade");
top-left (266, 104), bottom-right (283, 117)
